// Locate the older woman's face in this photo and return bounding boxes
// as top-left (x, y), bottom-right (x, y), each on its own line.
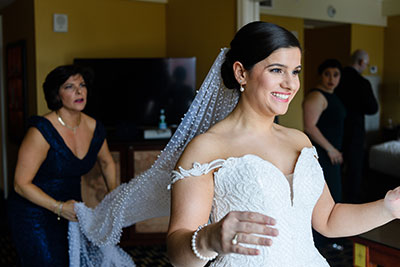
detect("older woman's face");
top-left (321, 67), bottom-right (341, 91)
top-left (58, 74), bottom-right (87, 111)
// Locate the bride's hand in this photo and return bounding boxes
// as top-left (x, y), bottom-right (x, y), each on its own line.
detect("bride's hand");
top-left (384, 186), bottom-right (400, 219)
top-left (208, 211), bottom-right (278, 256)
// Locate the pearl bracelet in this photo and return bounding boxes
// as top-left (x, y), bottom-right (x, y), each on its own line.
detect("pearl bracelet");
top-left (191, 224), bottom-right (218, 261)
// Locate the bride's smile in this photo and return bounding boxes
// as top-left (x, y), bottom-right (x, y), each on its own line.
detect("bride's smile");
top-left (239, 47), bottom-right (302, 117)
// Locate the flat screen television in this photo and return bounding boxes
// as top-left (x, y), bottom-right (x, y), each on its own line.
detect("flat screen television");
top-left (74, 57), bottom-right (196, 141)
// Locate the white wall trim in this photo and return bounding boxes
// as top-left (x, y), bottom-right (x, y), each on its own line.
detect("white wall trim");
top-left (237, 0), bottom-right (260, 30)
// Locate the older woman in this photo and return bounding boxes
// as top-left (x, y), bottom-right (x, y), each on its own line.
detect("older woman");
top-left (7, 65), bottom-right (117, 267)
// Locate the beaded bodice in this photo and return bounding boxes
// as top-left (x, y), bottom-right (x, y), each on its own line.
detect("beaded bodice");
top-left (171, 147), bottom-right (330, 267)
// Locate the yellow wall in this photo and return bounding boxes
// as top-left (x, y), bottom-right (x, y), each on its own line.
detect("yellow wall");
top-left (260, 14), bottom-right (304, 130)
top-left (383, 16), bottom-right (400, 125)
top-left (351, 24), bottom-right (384, 77)
top-left (350, 24), bottom-right (385, 127)
top-left (34, 0), bottom-right (167, 115)
top-left (166, 0), bottom-right (236, 89)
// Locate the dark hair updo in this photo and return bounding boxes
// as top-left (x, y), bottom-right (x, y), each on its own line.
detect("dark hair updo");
top-left (221, 21), bottom-right (301, 90)
top-left (43, 65), bottom-right (93, 111)
top-left (317, 59), bottom-right (342, 75)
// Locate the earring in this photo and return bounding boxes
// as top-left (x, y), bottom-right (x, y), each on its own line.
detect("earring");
top-left (240, 84), bottom-right (245, 92)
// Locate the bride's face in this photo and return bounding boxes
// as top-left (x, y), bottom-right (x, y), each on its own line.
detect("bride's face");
top-left (243, 47), bottom-right (302, 116)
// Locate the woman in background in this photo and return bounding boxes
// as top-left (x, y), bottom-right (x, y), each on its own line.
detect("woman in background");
top-left (303, 59), bottom-right (346, 203)
top-left (7, 65), bottom-right (118, 267)
top-left (303, 59), bottom-right (347, 251)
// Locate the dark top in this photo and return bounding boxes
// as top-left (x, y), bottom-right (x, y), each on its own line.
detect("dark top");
top-left (335, 66), bottom-right (378, 147)
top-left (311, 88), bottom-right (347, 150)
top-left (309, 88), bottom-right (346, 202)
top-left (7, 116), bottom-right (106, 267)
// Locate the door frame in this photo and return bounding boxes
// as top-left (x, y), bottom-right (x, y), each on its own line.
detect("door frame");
top-left (0, 15), bottom-right (9, 198)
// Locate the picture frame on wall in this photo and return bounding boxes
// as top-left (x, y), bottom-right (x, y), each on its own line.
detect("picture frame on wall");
top-left (6, 40), bottom-right (27, 143)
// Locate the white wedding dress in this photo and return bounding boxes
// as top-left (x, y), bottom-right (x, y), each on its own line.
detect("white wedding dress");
top-left (68, 49), bottom-right (330, 266)
top-left (170, 146), bottom-right (330, 267)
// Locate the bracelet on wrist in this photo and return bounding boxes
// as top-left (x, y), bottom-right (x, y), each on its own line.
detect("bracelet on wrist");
top-left (55, 201), bottom-right (64, 221)
top-left (191, 224), bottom-right (218, 261)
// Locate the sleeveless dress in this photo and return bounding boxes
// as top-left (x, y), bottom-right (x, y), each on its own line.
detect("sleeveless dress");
top-left (170, 147), bottom-right (330, 266)
top-left (7, 116), bottom-right (106, 267)
top-left (309, 88), bottom-right (346, 202)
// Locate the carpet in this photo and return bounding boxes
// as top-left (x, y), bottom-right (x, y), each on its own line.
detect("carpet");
top-left (1, 232), bottom-right (354, 266)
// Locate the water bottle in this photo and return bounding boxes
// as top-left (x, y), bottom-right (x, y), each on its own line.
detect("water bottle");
top-left (159, 109), bottom-right (167, 130)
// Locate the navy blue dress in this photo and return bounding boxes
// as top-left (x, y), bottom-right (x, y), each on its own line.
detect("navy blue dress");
top-left (7, 116), bottom-right (106, 267)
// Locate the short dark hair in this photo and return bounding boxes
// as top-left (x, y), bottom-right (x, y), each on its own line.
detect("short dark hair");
top-left (317, 59), bottom-right (342, 75)
top-left (221, 21), bottom-right (301, 90)
top-left (43, 65), bottom-right (93, 111)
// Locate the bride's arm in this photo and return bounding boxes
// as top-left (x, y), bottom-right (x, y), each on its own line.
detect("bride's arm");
top-left (167, 134), bottom-right (277, 267)
top-left (167, 170), bottom-right (216, 267)
top-left (167, 134), bottom-right (222, 267)
top-left (312, 184), bottom-right (400, 238)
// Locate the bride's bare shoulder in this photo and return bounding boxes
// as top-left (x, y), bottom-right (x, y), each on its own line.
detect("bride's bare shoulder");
top-left (176, 126), bottom-right (226, 169)
top-left (274, 123), bottom-right (312, 149)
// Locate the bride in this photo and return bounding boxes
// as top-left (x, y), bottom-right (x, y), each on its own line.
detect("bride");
top-left (71, 21), bottom-right (399, 267)
top-left (166, 21), bottom-right (400, 266)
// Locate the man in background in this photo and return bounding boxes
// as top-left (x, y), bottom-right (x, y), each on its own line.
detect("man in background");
top-left (335, 49), bottom-right (378, 203)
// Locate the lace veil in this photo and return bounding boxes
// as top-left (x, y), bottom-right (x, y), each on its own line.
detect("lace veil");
top-left (68, 48), bottom-right (239, 266)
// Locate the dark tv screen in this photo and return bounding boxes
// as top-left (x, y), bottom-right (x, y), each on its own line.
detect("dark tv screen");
top-left (74, 57), bottom-right (196, 141)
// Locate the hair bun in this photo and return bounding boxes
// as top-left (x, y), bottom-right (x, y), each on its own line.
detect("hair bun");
top-left (221, 56), bottom-right (239, 90)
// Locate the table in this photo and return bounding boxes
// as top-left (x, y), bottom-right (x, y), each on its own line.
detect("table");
top-left (352, 220), bottom-right (400, 267)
